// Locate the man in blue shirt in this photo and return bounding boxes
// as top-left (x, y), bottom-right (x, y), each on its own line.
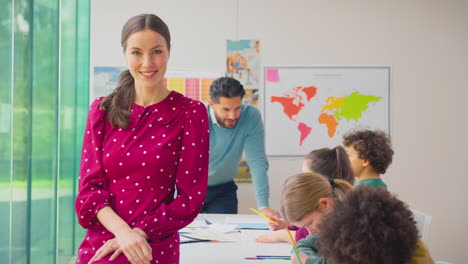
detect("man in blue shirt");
top-left (201, 77), bottom-right (279, 217)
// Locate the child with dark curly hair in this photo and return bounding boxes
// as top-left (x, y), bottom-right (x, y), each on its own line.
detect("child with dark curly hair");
top-left (317, 186), bottom-right (419, 264)
top-left (343, 129), bottom-right (393, 189)
top-left (282, 173), bottom-right (434, 264)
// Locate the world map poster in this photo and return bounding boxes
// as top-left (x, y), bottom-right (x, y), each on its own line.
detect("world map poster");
top-left (264, 66), bottom-right (390, 157)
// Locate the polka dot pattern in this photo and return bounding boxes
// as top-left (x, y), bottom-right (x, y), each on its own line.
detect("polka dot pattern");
top-left (75, 92), bottom-right (207, 264)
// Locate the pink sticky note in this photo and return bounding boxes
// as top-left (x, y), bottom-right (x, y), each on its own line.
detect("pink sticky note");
top-left (266, 68), bottom-right (280, 82)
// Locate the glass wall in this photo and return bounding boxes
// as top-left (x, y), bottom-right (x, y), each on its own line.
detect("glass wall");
top-left (0, 0), bottom-right (90, 263)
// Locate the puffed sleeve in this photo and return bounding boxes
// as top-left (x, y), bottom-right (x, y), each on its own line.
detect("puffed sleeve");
top-left (134, 101), bottom-right (209, 241)
top-left (74, 98), bottom-right (112, 229)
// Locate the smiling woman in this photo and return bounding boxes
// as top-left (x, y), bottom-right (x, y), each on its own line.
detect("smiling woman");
top-left (75, 14), bottom-right (209, 264)
top-left (100, 14), bottom-right (172, 130)
top-left (125, 29), bottom-right (170, 105)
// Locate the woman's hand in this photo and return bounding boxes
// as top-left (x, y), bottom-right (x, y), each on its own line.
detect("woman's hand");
top-left (88, 238), bottom-right (123, 263)
top-left (94, 207), bottom-right (152, 263)
top-left (114, 228), bottom-right (152, 264)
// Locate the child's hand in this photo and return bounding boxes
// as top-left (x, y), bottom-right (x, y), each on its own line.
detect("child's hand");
top-left (307, 226), bottom-right (318, 235)
top-left (291, 252), bottom-right (309, 264)
top-left (256, 229), bottom-right (289, 243)
top-left (256, 233), bottom-right (279, 243)
top-left (259, 207), bottom-right (281, 219)
top-left (268, 217), bottom-right (287, 231)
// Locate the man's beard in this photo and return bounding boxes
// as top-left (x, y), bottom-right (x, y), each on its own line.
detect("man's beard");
top-left (215, 114), bottom-right (238, 129)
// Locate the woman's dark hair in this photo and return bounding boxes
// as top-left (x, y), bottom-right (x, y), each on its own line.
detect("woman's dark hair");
top-left (100, 14), bottom-right (171, 128)
top-left (304, 146), bottom-right (355, 184)
top-left (317, 186), bottom-right (418, 264)
top-left (343, 129), bottom-right (394, 174)
top-left (209, 77), bottom-right (245, 103)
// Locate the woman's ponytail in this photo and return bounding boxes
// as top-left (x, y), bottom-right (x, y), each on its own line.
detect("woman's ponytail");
top-left (100, 70), bottom-right (135, 129)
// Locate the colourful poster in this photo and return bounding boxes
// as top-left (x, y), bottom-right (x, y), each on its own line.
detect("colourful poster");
top-left (264, 66), bottom-right (390, 157)
top-left (185, 78), bottom-right (200, 100)
top-left (93, 67), bottom-right (223, 103)
top-left (165, 71), bottom-right (223, 102)
top-left (92, 66), bottom-right (127, 100)
top-left (226, 40), bottom-right (261, 89)
top-left (200, 78), bottom-right (216, 102)
top-left (168, 77), bottom-right (185, 94)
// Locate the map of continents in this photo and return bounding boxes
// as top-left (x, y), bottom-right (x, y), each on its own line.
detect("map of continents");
top-left (271, 86), bottom-right (381, 146)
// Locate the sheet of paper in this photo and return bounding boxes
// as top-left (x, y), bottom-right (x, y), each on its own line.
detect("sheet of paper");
top-left (225, 215), bottom-right (266, 224)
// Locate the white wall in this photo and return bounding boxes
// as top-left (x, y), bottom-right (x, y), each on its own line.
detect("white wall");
top-left (91, 0), bottom-right (468, 262)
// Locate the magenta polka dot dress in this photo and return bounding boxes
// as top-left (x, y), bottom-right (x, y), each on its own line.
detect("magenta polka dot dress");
top-left (75, 91), bottom-right (209, 264)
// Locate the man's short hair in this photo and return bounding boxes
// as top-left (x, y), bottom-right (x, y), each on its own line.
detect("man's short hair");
top-left (210, 77), bottom-right (246, 103)
top-left (343, 129), bottom-right (394, 174)
top-left (317, 186), bottom-right (418, 264)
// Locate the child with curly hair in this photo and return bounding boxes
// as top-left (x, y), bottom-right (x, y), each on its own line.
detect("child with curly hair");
top-left (343, 129), bottom-right (394, 189)
top-left (316, 186), bottom-right (426, 264)
top-left (281, 174), bottom-right (434, 264)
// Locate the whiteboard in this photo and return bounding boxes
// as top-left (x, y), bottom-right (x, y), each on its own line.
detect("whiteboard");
top-left (263, 66), bottom-right (390, 157)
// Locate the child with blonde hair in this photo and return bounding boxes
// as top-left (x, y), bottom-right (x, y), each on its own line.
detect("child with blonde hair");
top-left (256, 146), bottom-right (354, 243)
top-left (281, 174), bottom-right (434, 264)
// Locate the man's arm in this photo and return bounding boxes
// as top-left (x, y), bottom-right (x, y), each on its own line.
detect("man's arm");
top-left (243, 106), bottom-right (280, 218)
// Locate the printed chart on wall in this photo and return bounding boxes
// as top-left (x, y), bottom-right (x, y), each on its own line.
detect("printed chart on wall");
top-left (264, 66), bottom-right (390, 157)
top-left (164, 71), bottom-right (224, 102)
top-left (93, 67), bottom-right (223, 102)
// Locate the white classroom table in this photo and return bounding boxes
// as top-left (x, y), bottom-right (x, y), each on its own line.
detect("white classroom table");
top-left (179, 214), bottom-right (292, 264)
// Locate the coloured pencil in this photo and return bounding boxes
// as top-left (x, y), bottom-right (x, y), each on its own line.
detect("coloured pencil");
top-left (249, 208), bottom-right (279, 225)
top-left (287, 229), bottom-right (303, 264)
top-left (244, 256), bottom-right (291, 260)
